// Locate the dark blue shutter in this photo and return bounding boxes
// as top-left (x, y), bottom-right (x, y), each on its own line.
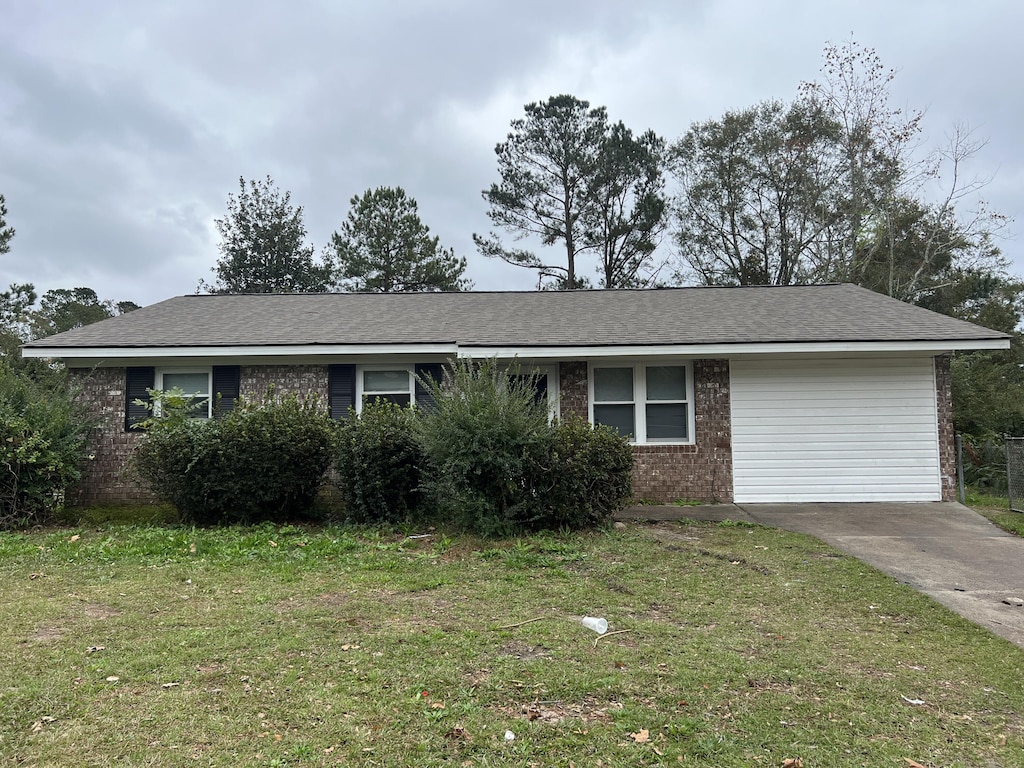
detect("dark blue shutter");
top-left (125, 367), bottom-right (155, 431)
top-left (328, 364), bottom-right (356, 420)
top-left (415, 362), bottom-right (443, 412)
top-left (212, 365), bottom-right (240, 418)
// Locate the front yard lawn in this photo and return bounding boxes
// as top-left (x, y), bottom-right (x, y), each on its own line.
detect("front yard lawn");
top-left (1, 521), bottom-right (1021, 766)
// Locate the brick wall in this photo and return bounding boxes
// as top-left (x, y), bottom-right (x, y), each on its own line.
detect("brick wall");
top-left (631, 359), bottom-right (733, 503)
top-left (934, 354), bottom-right (956, 501)
top-left (240, 365), bottom-right (329, 410)
top-left (69, 365), bottom-right (336, 507)
top-left (556, 359), bottom-right (733, 504)
top-left (67, 367), bottom-right (154, 507)
top-left (557, 361), bottom-right (588, 420)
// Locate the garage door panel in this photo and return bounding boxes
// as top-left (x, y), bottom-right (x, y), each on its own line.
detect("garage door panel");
top-left (731, 422), bottom-right (938, 437)
top-left (731, 358), bottom-right (940, 503)
top-left (733, 412), bottom-right (936, 427)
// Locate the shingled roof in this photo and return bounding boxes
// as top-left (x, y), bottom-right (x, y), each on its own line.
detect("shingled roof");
top-left (23, 284), bottom-right (1008, 352)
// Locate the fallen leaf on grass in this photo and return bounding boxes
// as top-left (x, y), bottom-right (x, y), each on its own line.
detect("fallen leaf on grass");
top-left (781, 760), bottom-right (803, 768)
top-left (630, 729), bottom-right (650, 743)
top-left (85, 645), bottom-right (105, 654)
top-left (431, 702), bottom-right (445, 710)
top-left (268, 541), bottom-right (277, 548)
top-left (340, 644), bottom-right (360, 651)
top-left (69, 535), bottom-right (80, 542)
top-left (901, 695), bottom-right (926, 706)
top-left (30, 716), bottom-right (56, 733)
top-left (161, 682), bottom-right (180, 689)
top-left (105, 676), bottom-right (120, 682)
top-left (445, 727), bottom-right (469, 741)
top-left (904, 760), bottom-right (927, 768)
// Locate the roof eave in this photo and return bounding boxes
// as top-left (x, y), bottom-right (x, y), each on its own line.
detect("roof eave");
top-left (20, 337), bottom-right (1010, 361)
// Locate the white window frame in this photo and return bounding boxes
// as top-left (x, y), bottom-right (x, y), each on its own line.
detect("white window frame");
top-left (155, 367), bottom-right (213, 419)
top-left (356, 365), bottom-right (416, 414)
top-left (587, 361), bottom-right (695, 445)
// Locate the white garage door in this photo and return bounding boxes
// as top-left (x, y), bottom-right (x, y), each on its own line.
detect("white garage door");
top-left (731, 358), bottom-right (941, 503)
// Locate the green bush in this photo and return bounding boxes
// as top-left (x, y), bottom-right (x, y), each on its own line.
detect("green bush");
top-left (132, 392), bottom-right (336, 525)
top-left (334, 401), bottom-right (426, 523)
top-left (542, 417), bottom-right (634, 529)
top-left (0, 363), bottom-right (92, 528)
top-left (415, 360), bottom-right (633, 535)
top-left (414, 359), bottom-right (552, 536)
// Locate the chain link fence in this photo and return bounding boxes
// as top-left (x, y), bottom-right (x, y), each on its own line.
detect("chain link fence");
top-left (1007, 437), bottom-right (1024, 513)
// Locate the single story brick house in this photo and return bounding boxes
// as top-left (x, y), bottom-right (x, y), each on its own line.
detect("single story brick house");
top-left (21, 284), bottom-right (1010, 507)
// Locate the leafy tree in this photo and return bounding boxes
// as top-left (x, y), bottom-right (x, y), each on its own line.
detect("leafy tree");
top-left (200, 176), bottom-right (331, 294)
top-left (475, 94), bottom-right (667, 289)
top-left (671, 99), bottom-right (844, 285)
top-left (671, 41), bottom-right (1010, 297)
top-left (27, 288), bottom-right (138, 339)
top-left (329, 187), bottom-right (470, 292)
top-left (0, 283), bottom-right (35, 341)
top-left (0, 194), bottom-right (13, 257)
top-left (31, 288), bottom-right (112, 338)
top-left (0, 359), bottom-right (93, 528)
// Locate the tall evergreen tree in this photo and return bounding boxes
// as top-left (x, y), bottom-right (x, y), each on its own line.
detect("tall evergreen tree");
top-left (475, 95), bottom-right (667, 289)
top-left (329, 187), bottom-right (469, 292)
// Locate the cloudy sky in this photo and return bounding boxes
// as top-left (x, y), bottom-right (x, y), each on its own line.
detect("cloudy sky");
top-left (1, 0), bottom-right (1021, 307)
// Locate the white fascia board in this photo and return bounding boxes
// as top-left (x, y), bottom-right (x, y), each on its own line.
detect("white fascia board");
top-left (457, 338), bottom-right (1010, 358)
top-left (21, 337), bottom-right (1009, 361)
top-left (21, 343), bottom-right (460, 360)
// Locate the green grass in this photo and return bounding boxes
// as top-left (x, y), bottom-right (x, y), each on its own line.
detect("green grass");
top-left (966, 488), bottom-right (1024, 537)
top-left (1, 521), bottom-right (1022, 766)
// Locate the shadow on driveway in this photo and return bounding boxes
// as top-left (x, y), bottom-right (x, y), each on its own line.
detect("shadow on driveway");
top-left (617, 501), bottom-right (1024, 648)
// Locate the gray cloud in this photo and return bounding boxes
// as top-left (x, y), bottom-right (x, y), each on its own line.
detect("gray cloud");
top-left (0, 0), bottom-right (1020, 306)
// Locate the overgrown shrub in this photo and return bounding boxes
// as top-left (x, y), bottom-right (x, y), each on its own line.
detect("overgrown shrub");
top-left (132, 391), bottom-right (336, 524)
top-left (0, 363), bottom-right (92, 528)
top-left (334, 401), bottom-right (426, 523)
top-left (415, 360), bottom-right (633, 535)
top-left (542, 417), bottom-right (634, 529)
top-left (962, 432), bottom-right (1009, 495)
top-left (414, 360), bottom-right (552, 536)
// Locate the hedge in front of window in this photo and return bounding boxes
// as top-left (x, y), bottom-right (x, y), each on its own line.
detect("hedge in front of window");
top-left (414, 359), bottom-right (633, 535)
top-left (333, 400), bottom-right (427, 524)
top-left (131, 394), bottom-right (335, 524)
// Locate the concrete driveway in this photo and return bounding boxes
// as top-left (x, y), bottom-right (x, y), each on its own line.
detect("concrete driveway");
top-left (618, 501), bottom-right (1024, 647)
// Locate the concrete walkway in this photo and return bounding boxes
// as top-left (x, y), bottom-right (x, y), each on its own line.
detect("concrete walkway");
top-left (617, 501), bottom-right (1024, 648)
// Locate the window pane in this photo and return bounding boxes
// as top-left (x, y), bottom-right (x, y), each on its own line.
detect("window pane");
top-left (363, 393), bottom-right (411, 408)
top-left (364, 370), bottom-right (409, 393)
top-left (646, 366), bottom-right (686, 401)
top-left (510, 373), bottom-right (548, 406)
top-left (646, 403), bottom-right (688, 440)
top-left (594, 368), bottom-right (633, 402)
top-left (594, 404), bottom-right (635, 438)
top-left (163, 372), bottom-right (208, 395)
top-left (184, 398), bottom-right (211, 419)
